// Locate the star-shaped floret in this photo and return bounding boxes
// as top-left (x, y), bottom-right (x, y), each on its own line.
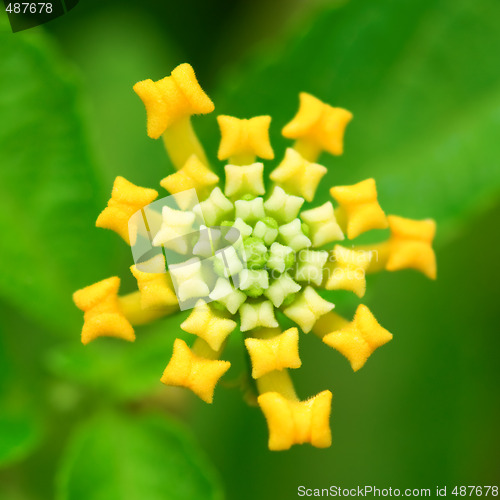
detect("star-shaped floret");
top-left (130, 254), bottom-right (178, 309)
top-left (152, 206), bottom-right (195, 254)
top-left (324, 245), bottom-right (372, 298)
top-left (160, 155), bottom-right (219, 209)
top-left (224, 163), bottom-right (265, 198)
top-left (161, 339), bottom-right (230, 403)
top-left (300, 201), bottom-right (344, 247)
top-left (264, 273), bottom-right (301, 308)
top-left (209, 278), bottom-right (246, 314)
top-left (168, 257), bottom-right (210, 303)
top-left (134, 63), bottom-right (214, 139)
top-left (330, 178), bottom-right (388, 239)
top-left (283, 286), bottom-right (334, 333)
top-left (234, 197), bottom-right (266, 224)
top-left (266, 242), bottom-right (295, 274)
top-left (96, 176), bottom-right (158, 245)
top-left (386, 216), bottom-right (437, 279)
top-left (240, 300), bottom-right (279, 332)
top-left (239, 269), bottom-right (269, 297)
top-left (322, 304), bottom-right (392, 371)
top-left (258, 390), bottom-right (332, 450)
top-left (270, 148), bottom-right (327, 202)
top-left (264, 186), bottom-right (304, 224)
top-left (217, 115), bottom-right (274, 163)
top-left (73, 277), bottom-right (135, 345)
top-left (295, 249), bottom-right (328, 286)
top-left (181, 300), bottom-right (236, 351)
top-left (282, 92), bottom-right (352, 159)
top-left (245, 327), bottom-right (301, 379)
top-left (193, 187), bottom-right (234, 226)
top-left (278, 218), bottom-right (312, 252)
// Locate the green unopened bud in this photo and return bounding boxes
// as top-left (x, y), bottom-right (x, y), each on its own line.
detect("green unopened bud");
top-left (243, 237), bottom-right (268, 269)
top-left (239, 269), bottom-right (269, 298)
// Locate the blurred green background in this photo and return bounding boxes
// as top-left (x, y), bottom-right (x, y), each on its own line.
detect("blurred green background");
top-left (1, 0), bottom-right (499, 498)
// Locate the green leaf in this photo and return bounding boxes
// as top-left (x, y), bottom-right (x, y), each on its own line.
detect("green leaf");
top-left (57, 412), bottom-right (224, 500)
top-left (0, 17), bottom-right (119, 334)
top-left (208, 0), bottom-right (500, 244)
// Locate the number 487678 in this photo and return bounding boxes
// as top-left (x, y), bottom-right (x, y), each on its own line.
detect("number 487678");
top-left (6, 3), bottom-right (53, 14)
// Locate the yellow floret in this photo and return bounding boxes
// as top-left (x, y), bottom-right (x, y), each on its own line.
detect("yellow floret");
top-left (245, 327), bottom-right (301, 379)
top-left (217, 115), bottom-right (274, 164)
top-left (300, 201), bottom-right (344, 247)
top-left (130, 254), bottom-right (178, 310)
top-left (323, 304), bottom-right (392, 371)
top-left (258, 390), bottom-right (332, 450)
top-left (330, 178), bottom-right (388, 239)
top-left (282, 92), bottom-right (352, 161)
top-left (224, 163), bottom-right (265, 199)
top-left (160, 338), bottom-right (230, 403)
top-left (160, 155), bottom-right (219, 209)
top-left (95, 176), bottom-right (158, 245)
top-left (324, 245), bottom-right (372, 298)
top-left (283, 286), bottom-right (335, 333)
top-left (133, 63), bottom-right (214, 139)
top-left (270, 148), bottom-right (327, 202)
top-left (386, 215), bottom-right (437, 279)
top-left (181, 300), bottom-right (237, 351)
top-left (73, 277), bottom-right (135, 345)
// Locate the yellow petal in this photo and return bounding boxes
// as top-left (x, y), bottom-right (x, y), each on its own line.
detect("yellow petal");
top-left (160, 155), bottom-right (219, 209)
top-left (96, 176), bottom-right (158, 245)
top-left (73, 277), bottom-right (135, 345)
top-left (258, 390), bottom-right (332, 450)
top-left (330, 178), bottom-right (388, 239)
top-left (217, 115), bottom-right (274, 162)
top-left (181, 300), bottom-right (236, 351)
top-left (224, 163), bottom-right (265, 198)
top-left (323, 304), bottom-right (392, 371)
top-left (324, 245), bottom-right (371, 297)
top-left (282, 92), bottom-right (352, 157)
top-left (160, 338), bottom-right (230, 403)
top-left (130, 255), bottom-right (178, 310)
top-left (134, 63), bottom-right (214, 139)
top-left (386, 215), bottom-right (437, 279)
top-left (283, 286), bottom-right (334, 333)
top-left (245, 328), bottom-right (301, 379)
top-left (270, 148), bottom-right (327, 202)
top-left (300, 201), bottom-right (344, 247)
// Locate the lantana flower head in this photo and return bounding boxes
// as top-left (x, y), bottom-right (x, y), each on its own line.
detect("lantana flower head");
top-left (73, 63), bottom-right (437, 450)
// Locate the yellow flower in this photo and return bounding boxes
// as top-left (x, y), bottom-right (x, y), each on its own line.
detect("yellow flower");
top-left (258, 390), bottom-right (332, 450)
top-left (181, 299), bottom-right (237, 351)
top-left (134, 63), bottom-right (214, 139)
top-left (322, 304), bottom-right (393, 371)
top-left (160, 339), bottom-right (230, 403)
top-left (73, 277), bottom-right (135, 345)
top-left (75, 63), bottom-right (437, 451)
top-left (95, 176), bottom-right (158, 245)
top-left (270, 148), bottom-right (327, 202)
top-left (282, 92), bottom-right (352, 161)
top-left (324, 245), bottom-right (371, 297)
top-left (330, 178), bottom-right (388, 239)
top-left (160, 154), bottom-right (219, 209)
top-left (217, 115), bottom-right (274, 164)
top-left (386, 215), bottom-right (437, 279)
top-left (245, 327), bottom-right (301, 379)
top-left (130, 255), bottom-right (178, 310)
